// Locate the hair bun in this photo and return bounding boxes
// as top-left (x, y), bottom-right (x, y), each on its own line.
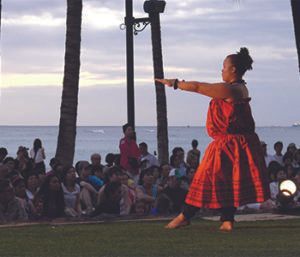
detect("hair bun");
top-left (238, 47), bottom-right (250, 57)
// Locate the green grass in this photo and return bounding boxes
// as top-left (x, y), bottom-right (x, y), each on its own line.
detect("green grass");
top-left (1, 218), bottom-right (300, 257)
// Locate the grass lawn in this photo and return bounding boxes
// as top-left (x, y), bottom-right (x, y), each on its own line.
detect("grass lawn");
top-left (1, 218), bottom-right (300, 257)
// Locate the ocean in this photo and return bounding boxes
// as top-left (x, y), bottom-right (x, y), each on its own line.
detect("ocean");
top-left (0, 126), bottom-right (299, 167)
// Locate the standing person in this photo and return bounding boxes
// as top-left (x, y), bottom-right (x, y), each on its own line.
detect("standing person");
top-left (272, 141), bottom-right (284, 166)
top-left (119, 123), bottom-right (140, 181)
top-left (156, 47), bottom-right (270, 231)
top-left (186, 139), bottom-right (201, 169)
top-left (30, 138), bottom-right (46, 175)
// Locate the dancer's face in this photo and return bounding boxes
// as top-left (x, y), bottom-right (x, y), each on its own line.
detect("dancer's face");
top-left (222, 57), bottom-right (236, 83)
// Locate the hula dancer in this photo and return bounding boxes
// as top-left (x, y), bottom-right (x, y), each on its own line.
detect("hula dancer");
top-left (156, 47), bottom-right (270, 231)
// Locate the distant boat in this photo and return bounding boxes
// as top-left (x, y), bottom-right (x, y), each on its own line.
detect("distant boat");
top-left (292, 122), bottom-right (300, 127)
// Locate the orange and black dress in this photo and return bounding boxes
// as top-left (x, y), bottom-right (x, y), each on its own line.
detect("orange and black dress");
top-left (185, 97), bottom-right (270, 209)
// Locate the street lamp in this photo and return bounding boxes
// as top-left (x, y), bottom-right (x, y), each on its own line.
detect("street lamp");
top-left (121, 0), bottom-right (166, 129)
top-left (144, 0), bottom-right (166, 14)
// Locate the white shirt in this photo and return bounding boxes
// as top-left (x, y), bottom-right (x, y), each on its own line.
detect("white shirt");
top-left (30, 148), bottom-right (45, 163)
top-left (140, 153), bottom-right (159, 169)
top-left (272, 154), bottom-right (283, 166)
top-left (62, 183), bottom-right (80, 209)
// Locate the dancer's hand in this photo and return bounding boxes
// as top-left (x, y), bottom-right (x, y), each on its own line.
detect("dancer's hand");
top-left (155, 78), bottom-right (177, 87)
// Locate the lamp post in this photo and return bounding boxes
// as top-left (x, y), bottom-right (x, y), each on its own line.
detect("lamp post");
top-left (123, 0), bottom-right (151, 129)
top-left (123, 0), bottom-right (165, 128)
top-left (122, 0), bottom-right (168, 163)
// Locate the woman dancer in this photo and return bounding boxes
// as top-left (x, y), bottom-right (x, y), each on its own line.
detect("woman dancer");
top-left (156, 47), bottom-right (270, 231)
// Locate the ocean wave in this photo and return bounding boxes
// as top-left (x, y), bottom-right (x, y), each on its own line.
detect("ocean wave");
top-left (146, 129), bottom-right (155, 133)
top-left (91, 129), bottom-right (105, 134)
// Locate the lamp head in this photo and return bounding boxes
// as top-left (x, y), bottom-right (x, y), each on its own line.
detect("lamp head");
top-left (144, 0), bottom-right (166, 14)
top-left (279, 179), bottom-right (297, 197)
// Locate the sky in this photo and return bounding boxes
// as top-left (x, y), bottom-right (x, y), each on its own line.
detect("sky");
top-left (0, 0), bottom-right (299, 126)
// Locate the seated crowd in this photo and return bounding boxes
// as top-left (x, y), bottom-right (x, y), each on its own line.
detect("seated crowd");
top-left (0, 133), bottom-right (300, 224)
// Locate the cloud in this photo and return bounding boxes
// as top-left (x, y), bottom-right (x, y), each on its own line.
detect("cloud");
top-left (1, 0), bottom-right (299, 126)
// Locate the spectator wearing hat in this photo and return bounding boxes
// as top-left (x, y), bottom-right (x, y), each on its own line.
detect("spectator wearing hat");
top-left (261, 141), bottom-right (273, 167)
top-left (75, 161), bottom-right (97, 215)
top-left (0, 179), bottom-right (28, 223)
top-left (16, 146), bottom-right (34, 180)
top-left (119, 123), bottom-right (140, 179)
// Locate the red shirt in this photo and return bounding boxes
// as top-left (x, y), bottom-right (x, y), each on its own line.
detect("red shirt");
top-left (119, 137), bottom-right (140, 171)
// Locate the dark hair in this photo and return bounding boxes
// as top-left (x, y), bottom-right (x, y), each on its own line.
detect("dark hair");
top-left (33, 138), bottom-right (42, 154)
top-left (104, 166), bottom-right (122, 183)
top-left (75, 160), bottom-right (89, 175)
top-left (138, 167), bottom-right (154, 185)
top-left (274, 141), bottom-right (283, 149)
top-left (25, 172), bottom-right (39, 187)
top-left (172, 147), bottom-right (184, 156)
top-left (3, 157), bottom-right (15, 165)
top-left (139, 142), bottom-right (148, 149)
top-left (0, 148), bottom-right (8, 156)
top-left (49, 157), bottom-right (61, 168)
top-left (104, 181), bottom-right (121, 199)
top-left (61, 165), bottom-right (75, 185)
top-left (191, 139), bottom-right (198, 148)
top-left (105, 153), bottom-right (115, 164)
top-left (267, 161), bottom-right (283, 180)
top-left (122, 123), bottom-right (132, 133)
top-left (228, 47), bottom-right (253, 76)
top-left (35, 174), bottom-right (65, 218)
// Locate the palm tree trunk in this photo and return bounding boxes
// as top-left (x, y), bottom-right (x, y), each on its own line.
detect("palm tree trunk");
top-left (55, 0), bottom-right (82, 166)
top-left (149, 10), bottom-right (169, 165)
top-left (291, 0), bottom-right (300, 75)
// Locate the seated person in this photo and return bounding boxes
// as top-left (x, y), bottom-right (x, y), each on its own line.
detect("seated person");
top-left (93, 181), bottom-right (122, 215)
top-left (0, 179), bottom-right (28, 223)
top-left (158, 169), bottom-right (187, 214)
top-left (33, 174), bottom-right (65, 219)
top-left (61, 166), bottom-right (81, 217)
top-left (135, 168), bottom-right (162, 214)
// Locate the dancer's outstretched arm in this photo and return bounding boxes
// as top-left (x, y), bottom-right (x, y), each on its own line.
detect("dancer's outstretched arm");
top-left (155, 78), bottom-right (233, 99)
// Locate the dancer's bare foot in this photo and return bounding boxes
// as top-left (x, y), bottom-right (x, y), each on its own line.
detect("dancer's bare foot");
top-left (219, 221), bottom-right (233, 232)
top-left (165, 213), bottom-right (190, 229)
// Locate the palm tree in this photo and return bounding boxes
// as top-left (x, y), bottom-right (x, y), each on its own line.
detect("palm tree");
top-left (149, 1), bottom-right (169, 165)
top-left (55, 0), bottom-right (82, 166)
top-left (291, 0), bottom-right (300, 75)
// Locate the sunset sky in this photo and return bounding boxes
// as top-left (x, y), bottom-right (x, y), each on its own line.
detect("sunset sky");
top-left (1, 0), bottom-right (299, 126)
